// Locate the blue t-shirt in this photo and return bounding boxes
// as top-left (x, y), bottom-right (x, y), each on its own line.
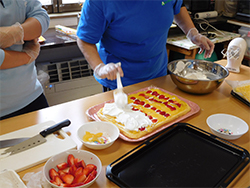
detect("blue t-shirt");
top-left (77, 0), bottom-right (182, 89)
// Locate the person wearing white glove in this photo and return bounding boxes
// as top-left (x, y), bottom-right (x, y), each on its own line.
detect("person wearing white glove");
top-left (94, 63), bottom-right (123, 80)
top-left (186, 28), bottom-right (214, 58)
top-left (76, 40), bottom-right (124, 91)
top-left (0, 38), bottom-right (41, 70)
top-left (22, 39), bottom-right (41, 64)
top-left (77, 1), bottom-right (215, 91)
top-left (0, 22), bottom-right (24, 49)
top-left (174, 7), bottom-right (214, 59)
top-left (0, 0), bottom-right (50, 120)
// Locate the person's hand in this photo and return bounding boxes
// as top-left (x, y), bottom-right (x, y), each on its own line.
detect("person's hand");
top-left (0, 22), bottom-right (24, 49)
top-left (187, 28), bottom-right (214, 58)
top-left (94, 62), bottom-right (124, 80)
top-left (22, 39), bottom-right (40, 64)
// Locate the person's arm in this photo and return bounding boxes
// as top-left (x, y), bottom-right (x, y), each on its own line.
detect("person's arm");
top-left (174, 6), bottom-right (214, 58)
top-left (77, 37), bottom-right (103, 71)
top-left (0, 0), bottom-right (49, 49)
top-left (174, 6), bottom-right (195, 35)
top-left (0, 17), bottom-right (42, 49)
top-left (77, 37), bottom-right (123, 80)
top-left (22, 17), bottom-right (42, 41)
top-left (0, 39), bottom-right (40, 69)
top-left (23, 0), bottom-right (49, 40)
top-left (0, 50), bottom-right (31, 69)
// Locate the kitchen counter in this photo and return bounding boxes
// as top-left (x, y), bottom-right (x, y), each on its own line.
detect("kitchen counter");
top-left (0, 60), bottom-right (249, 187)
top-left (36, 26), bottom-right (82, 63)
top-left (39, 27), bottom-right (76, 49)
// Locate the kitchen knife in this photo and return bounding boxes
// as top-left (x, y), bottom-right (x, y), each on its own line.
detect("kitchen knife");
top-left (0, 119), bottom-right (71, 156)
top-left (0, 138), bottom-right (29, 149)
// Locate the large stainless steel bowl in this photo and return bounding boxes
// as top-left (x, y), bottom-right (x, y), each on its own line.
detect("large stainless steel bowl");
top-left (167, 59), bottom-right (229, 94)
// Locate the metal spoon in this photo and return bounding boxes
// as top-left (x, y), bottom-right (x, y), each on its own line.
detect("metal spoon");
top-left (178, 61), bottom-right (192, 76)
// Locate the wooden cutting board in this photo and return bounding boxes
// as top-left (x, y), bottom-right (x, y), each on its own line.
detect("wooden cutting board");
top-left (0, 121), bottom-right (77, 172)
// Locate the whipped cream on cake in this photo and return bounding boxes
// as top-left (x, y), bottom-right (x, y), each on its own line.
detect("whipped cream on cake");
top-left (102, 103), bottom-right (152, 131)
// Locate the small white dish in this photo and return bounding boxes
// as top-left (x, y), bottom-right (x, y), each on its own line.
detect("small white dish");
top-left (206, 114), bottom-right (249, 140)
top-left (77, 121), bottom-right (120, 150)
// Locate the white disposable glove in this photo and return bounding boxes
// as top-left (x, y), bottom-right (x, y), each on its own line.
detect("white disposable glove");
top-left (187, 28), bottom-right (215, 58)
top-left (22, 39), bottom-right (40, 64)
top-left (0, 22), bottom-right (24, 49)
top-left (94, 62), bottom-right (123, 80)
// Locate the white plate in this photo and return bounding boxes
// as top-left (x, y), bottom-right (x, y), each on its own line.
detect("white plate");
top-left (206, 113), bottom-right (249, 140)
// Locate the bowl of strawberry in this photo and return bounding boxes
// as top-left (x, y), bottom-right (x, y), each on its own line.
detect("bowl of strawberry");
top-left (43, 149), bottom-right (102, 188)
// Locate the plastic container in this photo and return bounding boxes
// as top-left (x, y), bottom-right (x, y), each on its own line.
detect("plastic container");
top-left (0, 169), bottom-right (27, 188)
top-left (238, 26), bottom-right (250, 57)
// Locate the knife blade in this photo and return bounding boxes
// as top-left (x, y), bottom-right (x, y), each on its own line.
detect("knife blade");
top-left (0, 138), bottom-right (29, 149)
top-left (0, 119), bottom-right (71, 156)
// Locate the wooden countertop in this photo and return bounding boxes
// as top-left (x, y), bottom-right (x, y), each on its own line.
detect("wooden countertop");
top-left (0, 60), bottom-right (249, 187)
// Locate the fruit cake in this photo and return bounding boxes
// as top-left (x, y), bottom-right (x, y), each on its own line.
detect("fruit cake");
top-left (97, 88), bottom-right (191, 139)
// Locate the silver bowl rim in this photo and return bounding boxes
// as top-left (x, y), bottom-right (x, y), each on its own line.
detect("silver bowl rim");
top-left (167, 59), bottom-right (229, 81)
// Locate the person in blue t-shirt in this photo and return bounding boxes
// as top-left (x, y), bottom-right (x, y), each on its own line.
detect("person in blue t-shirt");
top-left (77, 0), bottom-right (214, 91)
top-left (0, 0), bottom-right (50, 120)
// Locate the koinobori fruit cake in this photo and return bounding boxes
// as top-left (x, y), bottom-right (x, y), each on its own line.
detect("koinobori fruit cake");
top-left (97, 87), bottom-right (191, 139)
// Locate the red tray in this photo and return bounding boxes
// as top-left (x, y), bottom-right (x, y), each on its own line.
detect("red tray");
top-left (86, 86), bottom-right (200, 142)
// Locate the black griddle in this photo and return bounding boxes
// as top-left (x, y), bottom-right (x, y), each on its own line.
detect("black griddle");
top-left (106, 123), bottom-right (249, 188)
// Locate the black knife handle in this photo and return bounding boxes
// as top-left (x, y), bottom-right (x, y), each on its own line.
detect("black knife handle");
top-left (39, 119), bottom-right (71, 137)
